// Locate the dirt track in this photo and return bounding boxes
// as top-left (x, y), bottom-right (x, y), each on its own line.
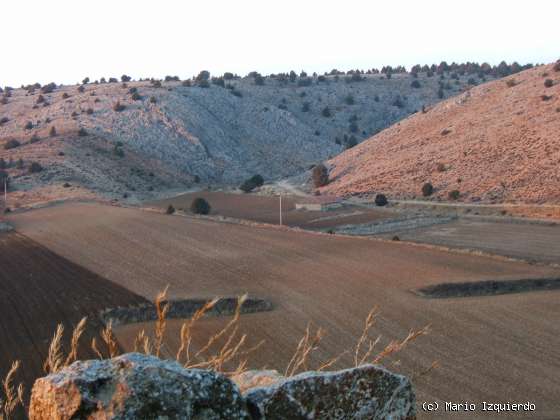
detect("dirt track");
top-left (0, 231), bottom-right (146, 392)
top-left (9, 202), bottom-right (560, 419)
top-left (149, 191), bottom-right (393, 229)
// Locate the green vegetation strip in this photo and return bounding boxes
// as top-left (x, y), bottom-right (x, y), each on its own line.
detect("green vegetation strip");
top-left (415, 278), bottom-right (560, 298)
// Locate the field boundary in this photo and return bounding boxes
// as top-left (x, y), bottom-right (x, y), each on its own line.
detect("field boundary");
top-left (414, 277), bottom-right (560, 298)
top-left (100, 297), bottom-right (273, 326)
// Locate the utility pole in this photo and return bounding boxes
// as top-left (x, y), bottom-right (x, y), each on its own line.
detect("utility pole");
top-left (279, 194), bottom-right (283, 226)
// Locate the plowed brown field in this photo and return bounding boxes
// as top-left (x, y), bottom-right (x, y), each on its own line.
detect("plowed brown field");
top-left (0, 232), bottom-right (146, 392)
top-left (149, 191), bottom-right (392, 229)
top-left (9, 203), bottom-right (560, 419)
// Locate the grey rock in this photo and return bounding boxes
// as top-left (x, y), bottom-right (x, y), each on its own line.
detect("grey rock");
top-left (244, 364), bottom-right (415, 420)
top-left (29, 353), bottom-right (250, 420)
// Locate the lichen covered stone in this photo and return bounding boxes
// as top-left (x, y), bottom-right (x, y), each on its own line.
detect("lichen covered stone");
top-left (29, 353), bottom-right (250, 420)
top-left (244, 364), bottom-right (415, 419)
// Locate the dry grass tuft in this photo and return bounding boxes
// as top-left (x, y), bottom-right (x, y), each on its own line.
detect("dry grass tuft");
top-left (1, 361), bottom-right (24, 420)
top-left (101, 321), bottom-right (119, 359)
top-left (64, 317), bottom-right (87, 367)
top-left (154, 286), bottom-right (170, 358)
top-left (34, 288), bottom-right (430, 412)
top-left (183, 294), bottom-right (264, 374)
top-left (176, 297), bottom-right (219, 364)
top-left (285, 323), bottom-right (325, 376)
top-left (43, 324), bottom-right (65, 374)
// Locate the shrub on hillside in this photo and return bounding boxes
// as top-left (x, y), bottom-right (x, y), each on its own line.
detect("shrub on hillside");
top-left (191, 197), bottom-right (211, 215)
top-left (312, 164), bottom-right (329, 187)
top-left (375, 194), bottom-right (388, 206)
top-left (301, 102), bottom-right (310, 112)
top-left (448, 190), bottom-right (460, 200)
top-left (78, 127), bottom-right (88, 137)
top-left (113, 145), bottom-right (124, 158)
top-left (121, 75), bottom-right (132, 82)
top-left (410, 80), bottom-right (421, 88)
top-left (554, 60), bottom-right (560, 72)
top-left (4, 139), bottom-right (20, 150)
top-left (422, 182), bottom-right (434, 197)
top-left (436, 163), bottom-right (446, 172)
top-left (15, 158), bottom-right (24, 169)
top-left (392, 97), bottom-right (404, 108)
top-left (253, 73), bottom-right (265, 86)
top-left (345, 94), bottom-right (355, 105)
top-left (544, 79), bottom-right (554, 88)
top-left (40, 83), bottom-right (57, 94)
top-left (321, 107), bottom-right (332, 117)
top-left (30, 134), bottom-right (40, 143)
top-left (197, 79), bottom-right (210, 88)
top-left (196, 70), bottom-right (210, 82)
top-left (29, 161), bottom-right (43, 173)
top-left (131, 92), bottom-right (142, 101)
top-left (211, 77), bottom-right (225, 87)
top-left (182, 80), bottom-right (192, 87)
top-left (77, 85), bottom-right (85, 93)
top-left (86, 108), bottom-right (94, 115)
top-left (113, 101), bottom-right (126, 112)
top-left (166, 204), bottom-right (176, 215)
top-left (239, 174), bottom-right (264, 193)
top-left (345, 136), bottom-right (357, 149)
top-left (149, 96), bottom-right (157, 104)
top-left (49, 126), bottom-right (57, 137)
top-left (0, 170), bottom-right (8, 192)
top-left (24, 121), bottom-right (33, 130)
top-left (505, 79), bottom-right (517, 87)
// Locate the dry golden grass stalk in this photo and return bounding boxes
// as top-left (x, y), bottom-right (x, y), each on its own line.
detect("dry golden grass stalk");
top-left (91, 338), bottom-right (103, 360)
top-left (154, 286), bottom-right (170, 358)
top-left (43, 324), bottom-right (64, 374)
top-left (101, 321), bottom-right (119, 359)
top-left (354, 307), bottom-right (379, 367)
top-left (133, 330), bottom-right (151, 355)
top-left (371, 325), bottom-right (430, 365)
top-left (1, 360), bottom-right (24, 420)
top-left (193, 294), bottom-right (248, 360)
top-left (285, 323), bottom-right (325, 377)
top-left (64, 317), bottom-right (87, 367)
top-left (176, 298), bottom-right (219, 364)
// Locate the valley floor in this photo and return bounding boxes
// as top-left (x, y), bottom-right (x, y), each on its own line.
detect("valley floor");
top-left (7, 201), bottom-right (560, 419)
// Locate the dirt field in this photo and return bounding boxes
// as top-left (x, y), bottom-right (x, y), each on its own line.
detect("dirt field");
top-left (148, 191), bottom-right (393, 229)
top-left (9, 203), bottom-right (560, 419)
top-left (383, 219), bottom-right (560, 265)
top-left (0, 231), bottom-right (146, 393)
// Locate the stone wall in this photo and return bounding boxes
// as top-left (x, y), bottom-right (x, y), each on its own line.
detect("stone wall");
top-left (29, 353), bottom-right (416, 419)
top-left (100, 297), bottom-right (273, 327)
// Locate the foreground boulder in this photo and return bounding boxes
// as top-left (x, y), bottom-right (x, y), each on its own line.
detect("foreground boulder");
top-left (30, 353), bottom-right (415, 419)
top-left (29, 353), bottom-right (250, 419)
top-left (244, 364), bottom-right (415, 420)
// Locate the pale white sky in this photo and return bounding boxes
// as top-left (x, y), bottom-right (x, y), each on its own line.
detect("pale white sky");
top-left (2, 0), bottom-right (558, 86)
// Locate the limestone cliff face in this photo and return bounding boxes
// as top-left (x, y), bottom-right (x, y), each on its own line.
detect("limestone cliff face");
top-left (0, 72), bottom-right (482, 204)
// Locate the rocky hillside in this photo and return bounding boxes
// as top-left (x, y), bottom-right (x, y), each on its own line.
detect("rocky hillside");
top-left (321, 61), bottom-right (560, 204)
top-left (0, 68), bottom-right (499, 206)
